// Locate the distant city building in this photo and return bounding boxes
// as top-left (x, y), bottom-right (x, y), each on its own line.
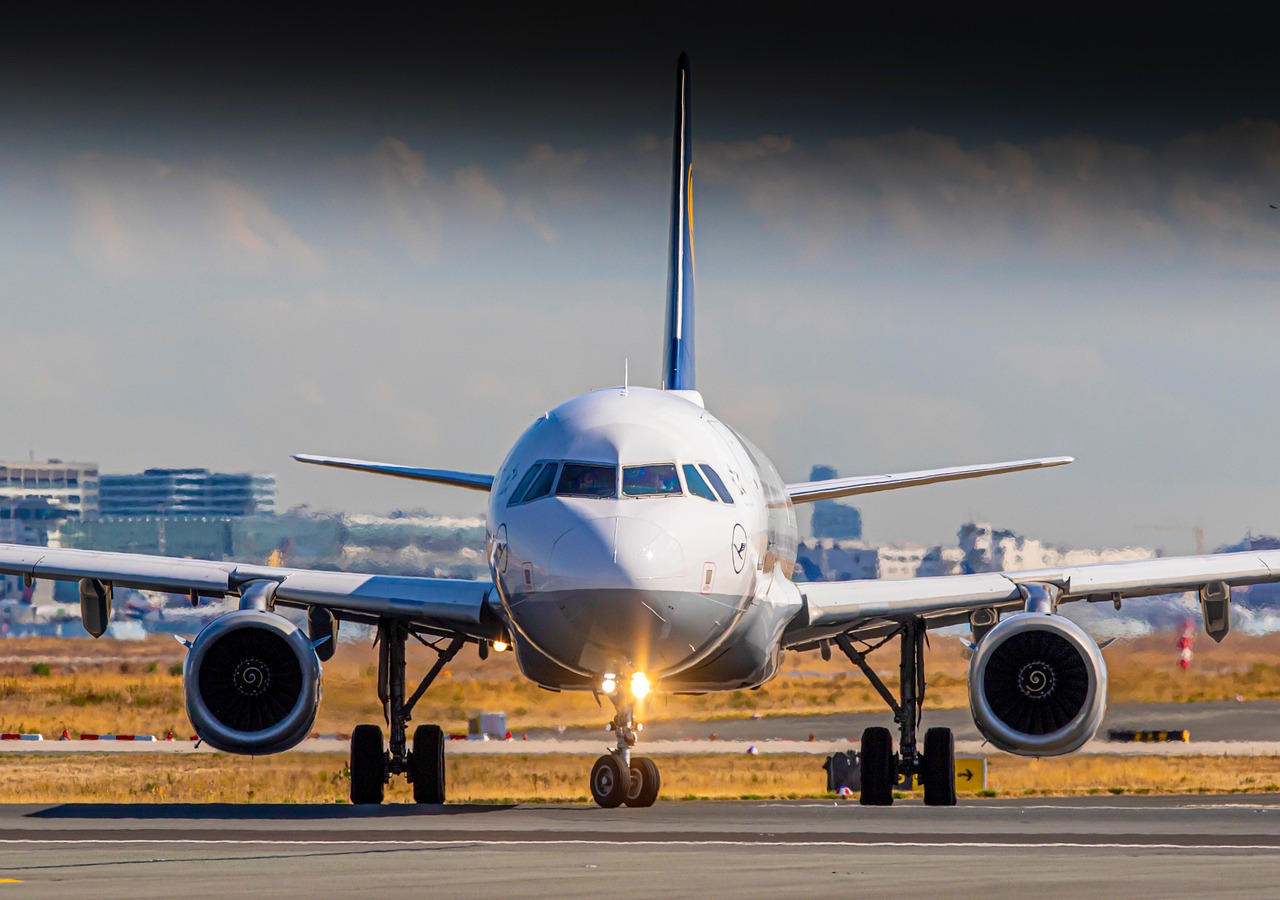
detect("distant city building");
top-left (0, 459), bottom-right (98, 518)
top-left (958, 522), bottom-right (1157, 573)
top-left (797, 539), bottom-right (926, 581)
top-left (797, 521), bottom-right (1157, 584)
top-left (98, 468), bottom-right (276, 517)
top-left (807, 465), bottom-right (863, 540)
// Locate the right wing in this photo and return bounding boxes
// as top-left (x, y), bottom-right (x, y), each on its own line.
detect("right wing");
top-left (0, 543), bottom-right (501, 639)
top-left (786, 456), bottom-right (1073, 504)
top-left (785, 548), bottom-right (1280, 646)
top-left (293, 454), bottom-right (494, 492)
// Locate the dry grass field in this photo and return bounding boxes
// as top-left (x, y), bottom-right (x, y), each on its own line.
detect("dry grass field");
top-left (2, 627), bottom-right (1278, 803)
top-left (2, 629), bottom-right (1280, 738)
top-left (1, 751), bottom-right (1278, 804)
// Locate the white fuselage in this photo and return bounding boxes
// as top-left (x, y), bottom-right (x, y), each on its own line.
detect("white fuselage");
top-left (487, 386), bottom-right (801, 693)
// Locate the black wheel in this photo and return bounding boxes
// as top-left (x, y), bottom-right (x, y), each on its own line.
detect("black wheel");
top-left (350, 724), bottom-right (386, 805)
top-left (859, 726), bottom-right (896, 806)
top-left (410, 724), bottom-right (446, 805)
top-left (624, 756), bottom-right (661, 808)
top-left (590, 754), bottom-right (628, 808)
top-left (923, 726), bottom-right (957, 807)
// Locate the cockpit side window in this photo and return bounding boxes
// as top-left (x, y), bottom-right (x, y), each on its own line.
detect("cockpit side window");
top-left (506, 463), bottom-right (545, 506)
top-left (556, 463), bottom-right (617, 498)
top-left (522, 462), bottom-right (560, 502)
top-left (623, 463), bottom-right (682, 497)
top-left (699, 464), bottom-right (735, 504)
top-left (682, 464), bottom-right (718, 501)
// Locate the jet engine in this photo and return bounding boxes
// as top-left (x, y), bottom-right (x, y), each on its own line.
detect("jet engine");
top-left (968, 612), bottom-right (1106, 756)
top-left (183, 609), bottom-right (322, 755)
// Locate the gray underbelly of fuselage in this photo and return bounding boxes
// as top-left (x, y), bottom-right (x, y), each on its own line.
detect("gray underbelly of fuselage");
top-left (502, 587), bottom-right (792, 692)
top-left (503, 587), bottom-right (744, 681)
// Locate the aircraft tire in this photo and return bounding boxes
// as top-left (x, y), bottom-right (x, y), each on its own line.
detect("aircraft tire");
top-left (350, 724), bottom-right (386, 805)
top-left (590, 754), bottom-right (628, 808)
top-left (922, 726), bottom-right (958, 807)
top-left (410, 724), bottom-right (447, 805)
top-left (624, 756), bottom-right (661, 807)
top-left (859, 726), bottom-right (895, 806)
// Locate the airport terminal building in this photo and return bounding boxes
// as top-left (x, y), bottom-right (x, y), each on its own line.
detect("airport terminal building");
top-left (98, 468), bottom-right (276, 517)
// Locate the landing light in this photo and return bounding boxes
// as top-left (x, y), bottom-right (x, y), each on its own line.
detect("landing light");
top-left (600, 674), bottom-right (618, 695)
top-left (493, 640), bottom-right (509, 653)
top-left (631, 672), bottom-right (650, 700)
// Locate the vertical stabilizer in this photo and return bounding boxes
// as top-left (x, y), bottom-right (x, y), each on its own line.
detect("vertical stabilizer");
top-left (662, 53), bottom-right (696, 391)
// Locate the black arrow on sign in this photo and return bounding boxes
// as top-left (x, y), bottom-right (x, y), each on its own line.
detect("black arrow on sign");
top-left (959, 770), bottom-right (974, 781)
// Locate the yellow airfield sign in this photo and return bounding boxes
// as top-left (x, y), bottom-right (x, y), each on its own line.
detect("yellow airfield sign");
top-left (897, 757), bottom-right (986, 792)
top-left (954, 756), bottom-right (987, 791)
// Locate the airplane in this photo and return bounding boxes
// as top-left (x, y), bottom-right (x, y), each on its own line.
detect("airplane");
top-left (0, 53), bottom-right (1273, 808)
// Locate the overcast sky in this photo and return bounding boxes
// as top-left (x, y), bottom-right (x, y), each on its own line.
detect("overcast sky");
top-left (1, 9), bottom-right (1277, 555)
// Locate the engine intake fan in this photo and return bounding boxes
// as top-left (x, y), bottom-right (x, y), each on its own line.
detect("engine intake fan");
top-left (968, 612), bottom-right (1106, 756)
top-left (183, 609), bottom-right (322, 755)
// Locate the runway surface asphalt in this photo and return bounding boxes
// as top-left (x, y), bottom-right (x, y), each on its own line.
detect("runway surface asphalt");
top-left (4, 700), bottom-right (1278, 756)
top-left (1, 796), bottom-right (1278, 897)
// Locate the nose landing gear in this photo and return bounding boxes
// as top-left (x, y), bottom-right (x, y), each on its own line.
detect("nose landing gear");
top-left (589, 686), bottom-right (661, 808)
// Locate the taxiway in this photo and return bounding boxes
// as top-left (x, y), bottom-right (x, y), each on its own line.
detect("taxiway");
top-left (0, 797), bottom-right (1277, 897)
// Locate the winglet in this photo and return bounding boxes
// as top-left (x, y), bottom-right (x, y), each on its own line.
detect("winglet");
top-left (662, 52), bottom-right (696, 391)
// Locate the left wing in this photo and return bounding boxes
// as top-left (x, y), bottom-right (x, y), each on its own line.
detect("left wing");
top-left (785, 548), bottom-right (1280, 645)
top-left (293, 454), bottom-right (494, 492)
top-left (0, 543), bottom-right (501, 639)
top-left (787, 456), bottom-right (1073, 504)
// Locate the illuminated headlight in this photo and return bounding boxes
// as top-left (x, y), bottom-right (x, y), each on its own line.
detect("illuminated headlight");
top-left (631, 672), bottom-right (650, 700)
top-left (600, 674), bottom-right (618, 695)
top-left (492, 640), bottom-right (509, 653)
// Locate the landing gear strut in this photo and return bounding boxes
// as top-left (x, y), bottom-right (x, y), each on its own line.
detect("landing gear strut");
top-left (836, 618), bottom-right (956, 807)
top-left (590, 688), bottom-right (660, 808)
top-left (350, 618), bottom-right (464, 805)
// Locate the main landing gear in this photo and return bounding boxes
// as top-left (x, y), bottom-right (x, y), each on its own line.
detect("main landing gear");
top-left (350, 618), bottom-right (465, 805)
top-left (835, 618), bottom-right (957, 807)
top-left (589, 685), bottom-right (661, 808)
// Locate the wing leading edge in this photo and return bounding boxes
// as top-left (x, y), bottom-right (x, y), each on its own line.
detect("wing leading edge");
top-left (293, 454), bottom-right (494, 492)
top-left (786, 456), bottom-right (1074, 504)
top-left (0, 543), bottom-right (501, 639)
top-left (786, 548), bottom-right (1280, 647)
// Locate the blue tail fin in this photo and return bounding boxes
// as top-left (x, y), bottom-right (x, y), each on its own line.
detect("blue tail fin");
top-left (662, 53), bottom-right (696, 391)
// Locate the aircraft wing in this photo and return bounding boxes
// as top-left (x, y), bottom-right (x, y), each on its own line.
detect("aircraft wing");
top-left (784, 548), bottom-right (1280, 646)
top-left (0, 543), bottom-right (501, 639)
top-left (786, 456), bottom-right (1073, 504)
top-left (293, 454), bottom-right (494, 492)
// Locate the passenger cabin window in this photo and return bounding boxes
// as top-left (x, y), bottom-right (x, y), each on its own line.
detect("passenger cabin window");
top-left (506, 463), bottom-right (544, 506)
top-left (699, 464), bottom-right (735, 504)
top-left (556, 463), bottom-right (617, 498)
top-left (623, 464), bottom-right (682, 497)
top-left (682, 464), bottom-right (718, 501)
top-left (522, 462), bottom-right (559, 502)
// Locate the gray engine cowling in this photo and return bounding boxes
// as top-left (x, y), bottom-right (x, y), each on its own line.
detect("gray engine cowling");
top-left (968, 612), bottom-right (1106, 756)
top-left (183, 609), bottom-right (322, 755)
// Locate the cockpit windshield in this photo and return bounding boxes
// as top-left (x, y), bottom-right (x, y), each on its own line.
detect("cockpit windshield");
top-left (556, 463), bottom-right (617, 498)
top-left (623, 464), bottom-right (682, 497)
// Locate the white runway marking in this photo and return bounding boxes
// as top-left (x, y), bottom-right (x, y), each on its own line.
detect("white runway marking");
top-left (1, 839), bottom-right (1277, 851)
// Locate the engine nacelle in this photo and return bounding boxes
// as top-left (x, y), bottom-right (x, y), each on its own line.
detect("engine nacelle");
top-left (968, 612), bottom-right (1106, 756)
top-left (183, 609), bottom-right (322, 755)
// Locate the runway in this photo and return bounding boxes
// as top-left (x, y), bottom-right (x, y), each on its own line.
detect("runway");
top-left (5, 699), bottom-right (1280, 757)
top-left (1, 797), bottom-right (1279, 897)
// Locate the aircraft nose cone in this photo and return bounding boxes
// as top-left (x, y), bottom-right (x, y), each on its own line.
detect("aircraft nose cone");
top-left (549, 516), bottom-right (684, 585)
